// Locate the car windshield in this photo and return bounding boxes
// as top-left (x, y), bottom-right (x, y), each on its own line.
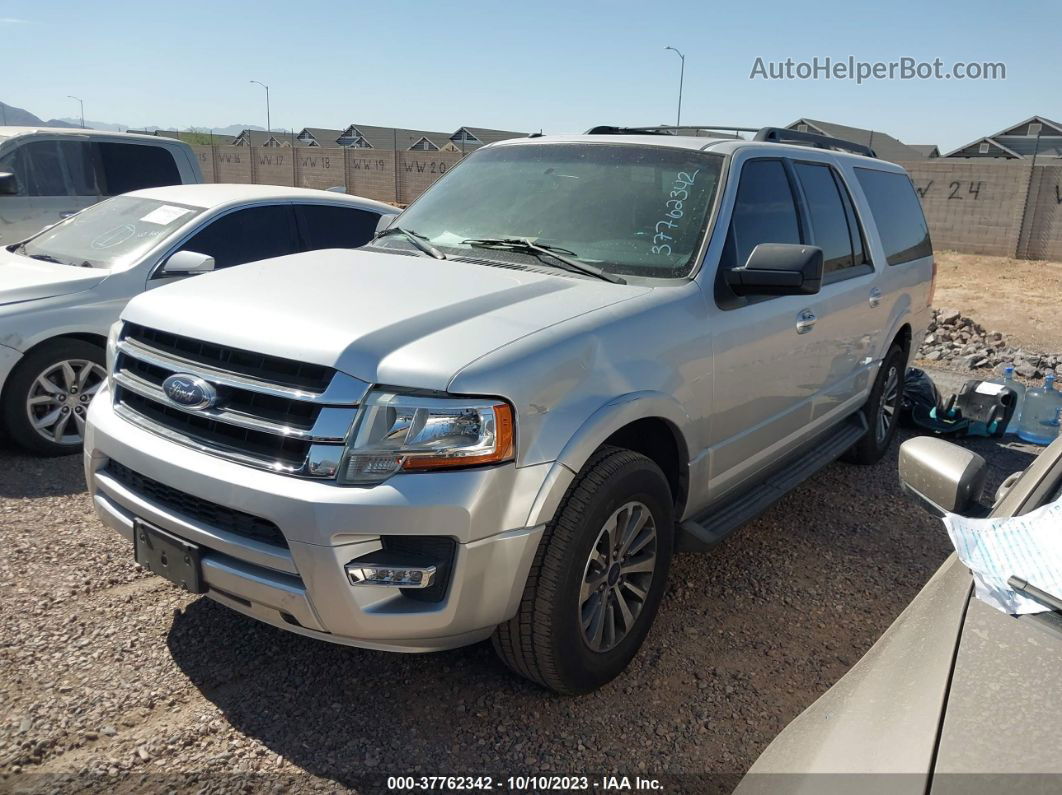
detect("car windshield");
top-left (18, 195), bottom-right (204, 269)
top-left (385, 143), bottom-right (724, 279)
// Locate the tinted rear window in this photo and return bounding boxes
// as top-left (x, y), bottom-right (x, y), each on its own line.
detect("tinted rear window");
top-left (854, 168), bottom-right (932, 265)
top-left (98, 143), bottom-right (181, 195)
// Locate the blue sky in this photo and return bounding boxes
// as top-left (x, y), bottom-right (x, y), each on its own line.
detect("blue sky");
top-left (4, 0), bottom-right (1059, 152)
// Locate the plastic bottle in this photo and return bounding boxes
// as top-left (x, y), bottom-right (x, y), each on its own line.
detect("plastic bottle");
top-left (991, 365), bottom-right (1026, 435)
top-left (1017, 374), bottom-right (1062, 445)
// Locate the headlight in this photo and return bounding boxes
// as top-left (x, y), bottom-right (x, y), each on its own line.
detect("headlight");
top-left (105, 320), bottom-right (123, 387)
top-left (338, 390), bottom-right (515, 485)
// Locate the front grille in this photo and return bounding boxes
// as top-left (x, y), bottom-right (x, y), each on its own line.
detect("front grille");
top-left (124, 323), bottom-right (333, 391)
top-left (112, 324), bottom-right (365, 476)
top-left (117, 389), bottom-right (312, 469)
top-left (106, 460), bottom-right (288, 549)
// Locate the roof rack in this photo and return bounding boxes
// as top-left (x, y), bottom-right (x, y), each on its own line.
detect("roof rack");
top-left (753, 127), bottom-right (876, 158)
top-left (584, 124), bottom-right (878, 158)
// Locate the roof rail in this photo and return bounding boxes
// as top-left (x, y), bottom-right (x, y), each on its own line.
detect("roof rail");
top-left (753, 127), bottom-right (877, 158)
top-left (584, 124), bottom-right (878, 158)
top-left (585, 124), bottom-right (761, 137)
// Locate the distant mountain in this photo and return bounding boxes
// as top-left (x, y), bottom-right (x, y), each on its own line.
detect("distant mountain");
top-left (54, 117), bottom-right (125, 131)
top-left (2, 101), bottom-right (286, 136)
top-left (1, 101), bottom-right (103, 129)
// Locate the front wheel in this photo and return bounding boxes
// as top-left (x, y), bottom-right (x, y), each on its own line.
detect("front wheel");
top-left (843, 344), bottom-right (906, 465)
top-left (2, 339), bottom-right (106, 456)
top-left (492, 446), bottom-right (674, 694)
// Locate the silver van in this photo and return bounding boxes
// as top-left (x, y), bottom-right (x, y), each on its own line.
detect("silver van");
top-left (0, 127), bottom-right (201, 244)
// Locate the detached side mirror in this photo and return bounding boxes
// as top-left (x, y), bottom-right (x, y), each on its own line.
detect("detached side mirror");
top-left (0, 172), bottom-right (18, 196)
top-left (161, 250), bottom-right (215, 276)
top-left (725, 243), bottom-right (823, 296)
top-left (899, 436), bottom-right (988, 517)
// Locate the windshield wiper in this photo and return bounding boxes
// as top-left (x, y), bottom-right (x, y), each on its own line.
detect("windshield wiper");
top-left (461, 238), bottom-right (626, 285)
top-left (374, 226), bottom-right (447, 260)
top-left (1009, 576), bottom-right (1062, 612)
top-left (27, 253), bottom-right (67, 265)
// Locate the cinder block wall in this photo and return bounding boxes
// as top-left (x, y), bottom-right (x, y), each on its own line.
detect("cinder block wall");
top-left (897, 160), bottom-right (1033, 257)
top-left (189, 145), bottom-right (1062, 261)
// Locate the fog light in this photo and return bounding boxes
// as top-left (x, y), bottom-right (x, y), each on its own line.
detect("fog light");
top-left (345, 562), bottom-right (437, 589)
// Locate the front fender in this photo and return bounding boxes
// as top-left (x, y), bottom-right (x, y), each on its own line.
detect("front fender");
top-left (523, 391), bottom-right (692, 528)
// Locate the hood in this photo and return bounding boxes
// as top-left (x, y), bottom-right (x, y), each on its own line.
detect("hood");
top-left (930, 596), bottom-right (1062, 777)
top-left (0, 249), bottom-right (108, 306)
top-left (121, 248), bottom-right (650, 390)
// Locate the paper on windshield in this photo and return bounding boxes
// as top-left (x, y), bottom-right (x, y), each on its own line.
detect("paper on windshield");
top-left (944, 499), bottom-right (1062, 614)
top-left (140, 205), bottom-right (191, 226)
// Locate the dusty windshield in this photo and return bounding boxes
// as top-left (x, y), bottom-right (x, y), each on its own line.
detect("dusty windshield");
top-left (19, 196), bottom-right (203, 269)
top-left (388, 143), bottom-right (724, 279)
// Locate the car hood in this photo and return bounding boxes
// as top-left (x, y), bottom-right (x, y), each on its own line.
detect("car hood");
top-left (930, 596), bottom-right (1062, 778)
top-left (0, 250), bottom-right (108, 306)
top-left (120, 248), bottom-right (650, 391)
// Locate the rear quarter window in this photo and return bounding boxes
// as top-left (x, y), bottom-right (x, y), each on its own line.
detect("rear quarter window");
top-left (854, 168), bottom-right (932, 265)
top-left (98, 143), bottom-right (182, 195)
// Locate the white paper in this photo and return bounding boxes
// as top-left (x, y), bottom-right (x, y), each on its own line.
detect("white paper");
top-left (944, 499), bottom-right (1062, 614)
top-left (140, 205), bottom-right (191, 226)
top-left (975, 381), bottom-right (1005, 396)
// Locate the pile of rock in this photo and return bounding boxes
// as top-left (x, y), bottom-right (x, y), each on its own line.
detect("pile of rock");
top-left (917, 308), bottom-right (1060, 378)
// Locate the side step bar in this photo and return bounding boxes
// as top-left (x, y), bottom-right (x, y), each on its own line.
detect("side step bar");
top-left (676, 412), bottom-right (868, 552)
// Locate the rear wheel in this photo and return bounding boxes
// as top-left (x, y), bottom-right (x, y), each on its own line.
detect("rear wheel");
top-left (843, 343), bottom-right (906, 465)
top-left (2, 339), bottom-right (106, 456)
top-left (492, 446), bottom-right (673, 694)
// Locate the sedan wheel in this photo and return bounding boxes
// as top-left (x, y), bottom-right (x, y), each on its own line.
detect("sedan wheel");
top-left (25, 359), bottom-right (106, 446)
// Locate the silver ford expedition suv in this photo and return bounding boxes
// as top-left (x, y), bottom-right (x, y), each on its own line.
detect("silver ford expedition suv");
top-left (84, 127), bottom-right (934, 693)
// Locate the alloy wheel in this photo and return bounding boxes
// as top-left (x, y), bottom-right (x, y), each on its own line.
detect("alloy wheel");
top-left (579, 500), bottom-right (658, 653)
top-left (876, 364), bottom-right (901, 444)
top-left (25, 359), bottom-right (106, 446)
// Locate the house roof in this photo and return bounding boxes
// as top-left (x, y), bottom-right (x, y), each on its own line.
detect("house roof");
top-left (338, 123), bottom-right (450, 150)
top-left (786, 118), bottom-right (925, 162)
top-left (296, 127), bottom-right (344, 147)
top-left (908, 144), bottom-right (940, 158)
top-left (944, 116), bottom-right (1062, 158)
top-left (232, 129), bottom-right (291, 146)
top-left (454, 127), bottom-right (528, 146)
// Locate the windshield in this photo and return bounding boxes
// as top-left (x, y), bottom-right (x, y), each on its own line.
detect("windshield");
top-left (387, 143), bottom-right (724, 279)
top-left (18, 196), bottom-right (204, 269)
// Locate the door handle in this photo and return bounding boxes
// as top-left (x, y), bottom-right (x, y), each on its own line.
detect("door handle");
top-left (869, 287), bottom-right (882, 308)
top-left (796, 309), bottom-right (817, 334)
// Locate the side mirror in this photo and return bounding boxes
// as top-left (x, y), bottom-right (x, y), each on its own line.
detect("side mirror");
top-left (161, 250), bottom-right (215, 276)
top-left (898, 436), bottom-right (987, 517)
top-left (725, 243), bottom-right (823, 296)
top-left (376, 213), bottom-right (398, 235)
top-left (0, 172), bottom-right (18, 196)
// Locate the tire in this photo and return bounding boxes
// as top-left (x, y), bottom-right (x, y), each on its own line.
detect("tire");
top-left (2, 339), bottom-right (106, 456)
top-left (492, 446), bottom-right (674, 694)
top-left (843, 344), bottom-right (906, 465)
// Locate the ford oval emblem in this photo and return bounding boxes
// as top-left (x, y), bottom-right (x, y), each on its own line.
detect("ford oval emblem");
top-left (162, 374), bottom-right (217, 411)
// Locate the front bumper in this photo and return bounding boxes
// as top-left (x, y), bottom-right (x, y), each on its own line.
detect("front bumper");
top-left (84, 388), bottom-right (552, 652)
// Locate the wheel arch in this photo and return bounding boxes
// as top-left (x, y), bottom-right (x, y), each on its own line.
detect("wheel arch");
top-left (526, 393), bottom-right (692, 527)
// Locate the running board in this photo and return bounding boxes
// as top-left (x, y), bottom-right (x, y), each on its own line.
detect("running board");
top-left (676, 412), bottom-right (868, 553)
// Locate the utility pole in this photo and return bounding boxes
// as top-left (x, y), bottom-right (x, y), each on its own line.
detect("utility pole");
top-left (249, 80), bottom-right (270, 132)
top-left (68, 95), bottom-right (85, 128)
top-left (664, 47), bottom-right (685, 129)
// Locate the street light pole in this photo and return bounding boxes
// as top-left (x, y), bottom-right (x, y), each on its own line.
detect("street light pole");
top-left (664, 46), bottom-right (685, 129)
top-left (249, 80), bottom-right (270, 133)
top-left (67, 95), bottom-right (85, 128)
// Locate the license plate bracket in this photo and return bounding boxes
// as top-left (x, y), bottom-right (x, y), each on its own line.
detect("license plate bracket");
top-left (133, 519), bottom-right (205, 594)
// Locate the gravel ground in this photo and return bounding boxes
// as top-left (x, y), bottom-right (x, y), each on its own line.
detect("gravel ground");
top-left (0, 420), bottom-right (1042, 793)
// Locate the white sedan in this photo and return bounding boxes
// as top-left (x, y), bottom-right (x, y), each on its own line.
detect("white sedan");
top-left (0, 183), bottom-right (399, 455)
